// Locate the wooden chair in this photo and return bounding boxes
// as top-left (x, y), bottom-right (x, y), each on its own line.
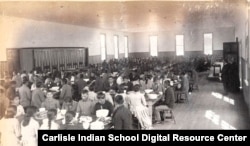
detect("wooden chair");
top-left (162, 109), bottom-right (176, 124)
top-left (132, 115), bottom-right (141, 130)
top-left (189, 79), bottom-right (199, 92)
top-left (175, 90), bottom-right (189, 103)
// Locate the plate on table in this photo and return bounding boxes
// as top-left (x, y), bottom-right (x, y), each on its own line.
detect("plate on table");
top-left (35, 111), bottom-right (47, 120)
top-left (147, 94), bottom-right (158, 100)
top-left (98, 117), bottom-right (112, 125)
top-left (145, 89), bottom-right (153, 94)
top-left (83, 79), bottom-right (89, 82)
top-left (90, 121), bottom-right (104, 130)
top-left (79, 116), bottom-right (93, 123)
top-left (50, 86), bottom-right (59, 92)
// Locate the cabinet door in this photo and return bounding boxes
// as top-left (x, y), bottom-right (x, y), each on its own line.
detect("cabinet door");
top-left (7, 49), bottom-right (20, 73)
top-left (20, 49), bottom-right (34, 72)
top-left (223, 42), bottom-right (239, 65)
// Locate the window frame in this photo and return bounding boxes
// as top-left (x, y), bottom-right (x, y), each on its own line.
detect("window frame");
top-left (149, 35), bottom-right (158, 57)
top-left (100, 34), bottom-right (107, 61)
top-left (124, 36), bottom-right (129, 58)
top-left (114, 35), bottom-right (119, 59)
top-left (175, 34), bottom-right (184, 56)
top-left (204, 33), bottom-right (213, 55)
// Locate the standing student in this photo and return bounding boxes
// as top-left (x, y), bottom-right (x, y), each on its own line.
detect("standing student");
top-left (18, 77), bottom-right (31, 111)
top-left (10, 96), bottom-right (25, 122)
top-left (0, 88), bottom-right (9, 119)
top-left (40, 109), bottom-right (59, 130)
top-left (59, 78), bottom-right (72, 106)
top-left (21, 106), bottom-right (40, 146)
top-left (0, 105), bottom-right (22, 146)
top-left (112, 95), bottom-right (133, 130)
top-left (31, 81), bottom-right (46, 109)
top-left (76, 74), bottom-right (87, 97)
top-left (221, 59), bottom-right (230, 95)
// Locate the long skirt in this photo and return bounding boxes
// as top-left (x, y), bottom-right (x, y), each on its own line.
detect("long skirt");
top-left (131, 106), bottom-right (152, 129)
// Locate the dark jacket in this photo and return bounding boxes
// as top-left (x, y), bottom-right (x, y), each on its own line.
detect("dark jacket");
top-left (103, 82), bottom-right (118, 92)
top-left (119, 82), bottom-right (133, 92)
top-left (112, 105), bottom-right (133, 130)
top-left (94, 100), bottom-right (114, 116)
top-left (76, 79), bottom-right (87, 94)
top-left (155, 87), bottom-right (175, 109)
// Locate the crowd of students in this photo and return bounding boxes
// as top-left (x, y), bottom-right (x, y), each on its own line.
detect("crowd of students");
top-left (0, 56), bottom-right (200, 146)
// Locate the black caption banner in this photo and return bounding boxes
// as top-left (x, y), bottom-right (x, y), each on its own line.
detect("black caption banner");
top-left (38, 130), bottom-right (250, 146)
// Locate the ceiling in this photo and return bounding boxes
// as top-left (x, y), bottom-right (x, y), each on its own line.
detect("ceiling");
top-left (0, 0), bottom-right (246, 32)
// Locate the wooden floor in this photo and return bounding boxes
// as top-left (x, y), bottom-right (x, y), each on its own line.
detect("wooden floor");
top-left (153, 71), bottom-right (250, 130)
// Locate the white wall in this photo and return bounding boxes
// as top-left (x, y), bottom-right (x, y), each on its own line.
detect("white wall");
top-left (0, 16), bottom-right (133, 62)
top-left (131, 27), bottom-right (235, 53)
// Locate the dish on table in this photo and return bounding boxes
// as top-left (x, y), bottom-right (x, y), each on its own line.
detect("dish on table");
top-left (79, 116), bottom-right (93, 123)
top-left (96, 109), bottom-right (109, 118)
top-left (98, 117), bottom-right (112, 125)
top-left (145, 89), bottom-right (153, 94)
top-left (35, 111), bottom-right (47, 120)
top-left (147, 94), bottom-right (158, 100)
top-left (90, 121), bottom-right (104, 130)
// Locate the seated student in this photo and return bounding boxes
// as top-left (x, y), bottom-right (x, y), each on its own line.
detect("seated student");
top-left (118, 76), bottom-right (133, 93)
top-left (88, 85), bottom-right (97, 102)
top-left (75, 89), bottom-right (94, 118)
top-left (40, 108), bottom-right (60, 130)
top-left (61, 96), bottom-right (78, 112)
top-left (139, 78), bottom-right (146, 92)
top-left (154, 80), bottom-right (175, 124)
top-left (41, 92), bottom-right (60, 111)
top-left (103, 76), bottom-right (118, 92)
top-left (105, 89), bottom-right (115, 105)
top-left (60, 111), bottom-right (79, 130)
top-left (93, 92), bottom-right (114, 117)
top-left (112, 95), bottom-right (133, 130)
top-left (145, 75), bottom-right (153, 89)
top-left (152, 77), bottom-right (164, 94)
top-left (126, 84), bottom-right (152, 129)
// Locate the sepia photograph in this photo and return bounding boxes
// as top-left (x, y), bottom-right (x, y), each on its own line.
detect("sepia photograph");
top-left (0, 0), bottom-right (250, 145)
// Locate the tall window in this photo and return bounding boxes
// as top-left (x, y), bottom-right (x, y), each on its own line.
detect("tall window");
top-left (150, 36), bottom-right (158, 56)
top-left (100, 34), bottom-right (106, 61)
top-left (114, 35), bottom-right (119, 59)
top-left (124, 36), bottom-right (128, 58)
top-left (204, 33), bottom-right (213, 55)
top-left (176, 35), bottom-right (184, 56)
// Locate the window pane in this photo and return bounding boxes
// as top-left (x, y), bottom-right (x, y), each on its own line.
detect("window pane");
top-left (150, 36), bottom-right (158, 57)
top-left (114, 35), bottom-right (119, 59)
top-left (176, 46), bottom-right (184, 56)
top-left (124, 36), bottom-right (128, 58)
top-left (176, 35), bottom-right (184, 56)
top-left (100, 34), bottom-right (106, 61)
top-left (204, 33), bottom-right (213, 55)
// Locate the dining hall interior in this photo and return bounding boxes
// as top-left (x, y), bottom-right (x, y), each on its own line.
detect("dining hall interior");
top-left (0, 0), bottom-right (250, 138)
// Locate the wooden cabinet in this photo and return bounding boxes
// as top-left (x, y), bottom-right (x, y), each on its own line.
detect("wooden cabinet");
top-left (223, 42), bottom-right (239, 72)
